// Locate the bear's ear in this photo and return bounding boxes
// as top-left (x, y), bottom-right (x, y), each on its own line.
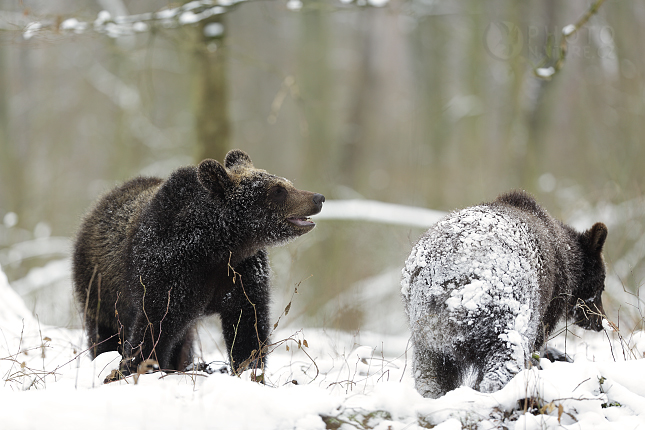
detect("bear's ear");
top-left (582, 222), bottom-right (608, 254)
top-left (224, 149), bottom-right (253, 170)
top-left (197, 159), bottom-right (232, 196)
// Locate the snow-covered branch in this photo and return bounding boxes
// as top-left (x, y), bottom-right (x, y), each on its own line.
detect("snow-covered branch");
top-left (1, 0), bottom-right (390, 41)
top-left (534, 0), bottom-right (607, 80)
top-left (4, 1), bottom-right (237, 40)
top-left (314, 200), bottom-right (446, 229)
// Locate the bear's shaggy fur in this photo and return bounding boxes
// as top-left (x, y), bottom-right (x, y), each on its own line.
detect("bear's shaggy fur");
top-left (73, 150), bottom-right (324, 376)
top-left (401, 190), bottom-right (607, 398)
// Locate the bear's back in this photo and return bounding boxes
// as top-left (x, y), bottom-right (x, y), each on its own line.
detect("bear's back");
top-left (492, 190), bottom-right (549, 220)
top-left (82, 176), bottom-right (163, 243)
top-left (73, 176), bottom-right (163, 294)
top-left (402, 204), bottom-right (543, 347)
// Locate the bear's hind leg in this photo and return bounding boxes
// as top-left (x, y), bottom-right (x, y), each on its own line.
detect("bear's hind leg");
top-left (478, 345), bottom-right (525, 393)
top-left (413, 345), bottom-right (460, 398)
top-left (168, 326), bottom-right (196, 371)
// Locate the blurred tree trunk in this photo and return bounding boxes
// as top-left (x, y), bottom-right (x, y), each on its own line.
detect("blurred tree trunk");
top-left (520, 0), bottom-right (558, 187)
top-left (340, 12), bottom-right (372, 192)
top-left (0, 46), bottom-right (29, 220)
top-left (194, 16), bottom-right (230, 163)
top-left (298, 4), bottom-right (332, 184)
top-left (0, 45), bottom-right (9, 208)
top-left (409, 15), bottom-right (450, 208)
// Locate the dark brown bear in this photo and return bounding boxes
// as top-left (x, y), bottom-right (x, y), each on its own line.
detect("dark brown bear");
top-left (402, 190), bottom-right (607, 398)
top-left (73, 149), bottom-right (324, 378)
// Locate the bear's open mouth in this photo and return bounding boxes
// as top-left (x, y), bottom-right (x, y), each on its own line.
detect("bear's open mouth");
top-left (287, 217), bottom-right (315, 228)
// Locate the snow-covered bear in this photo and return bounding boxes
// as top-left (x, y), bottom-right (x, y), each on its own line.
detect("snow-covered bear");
top-left (401, 190), bottom-right (607, 398)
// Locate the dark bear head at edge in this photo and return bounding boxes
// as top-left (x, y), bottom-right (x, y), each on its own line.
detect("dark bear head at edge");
top-left (570, 222), bottom-right (608, 332)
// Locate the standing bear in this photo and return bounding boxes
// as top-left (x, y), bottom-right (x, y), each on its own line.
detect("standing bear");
top-left (401, 190), bottom-right (607, 398)
top-left (73, 149), bottom-right (324, 378)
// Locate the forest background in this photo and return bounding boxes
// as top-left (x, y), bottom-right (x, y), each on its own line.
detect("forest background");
top-left (1, 0), bottom-right (644, 339)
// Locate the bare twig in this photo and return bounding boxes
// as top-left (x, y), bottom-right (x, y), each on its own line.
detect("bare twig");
top-left (149, 284), bottom-right (174, 370)
top-left (534, 0), bottom-right (607, 80)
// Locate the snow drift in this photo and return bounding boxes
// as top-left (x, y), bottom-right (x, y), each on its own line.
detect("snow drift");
top-left (1, 262), bottom-right (644, 429)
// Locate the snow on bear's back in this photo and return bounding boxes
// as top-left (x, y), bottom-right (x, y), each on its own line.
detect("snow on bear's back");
top-left (401, 205), bottom-right (543, 346)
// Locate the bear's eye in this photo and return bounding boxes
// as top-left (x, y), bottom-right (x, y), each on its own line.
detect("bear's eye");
top-left (268, 185), bottom-right (288, 204)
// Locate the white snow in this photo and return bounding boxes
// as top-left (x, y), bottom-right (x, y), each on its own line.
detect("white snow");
top-left (445, 279), bottom-right (493, 311)
top-left (562, 24), bottom-right (577, 37)
top-left (183, 1), bottom-right (205, 11)
top-left (1, 258), bottom-right (645, 429)
top-left (3, 212), bottom-right (18, 228)
top-left (179, 11), bottom-right (200, 25)
top-left (155, 8), bottom-right (179, 20)
top-left (60, 18), bottom-right (82, 32)
top-left (203, 22), bottom-right (224, 38)
top-left (22, 22), bottom-right (42, 40)
top-left (132, 21), bottom-right (149, 32)
top-left (536, 66), bottom-right (556, 78)
top-left (286, 0), bottom-right (303, 11)
top-left (95, 10), bottom-right (112, 25)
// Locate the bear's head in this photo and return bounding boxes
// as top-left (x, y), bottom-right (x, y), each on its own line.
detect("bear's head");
top-left (197, 149), bottom-right (324, 252)
top-left (570, 222), bottom-right (608, 332)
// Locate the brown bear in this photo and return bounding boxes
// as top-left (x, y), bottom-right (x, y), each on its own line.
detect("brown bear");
top-left (401, 190), bottom-right (607, 398)
top-left (73, 149), bottom-right (324, 378)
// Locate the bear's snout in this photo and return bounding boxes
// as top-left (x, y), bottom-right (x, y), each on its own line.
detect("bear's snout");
top-left (313, 193), bottom-right (325, 210)
top-left (573, 296), bottom-right (605, 332)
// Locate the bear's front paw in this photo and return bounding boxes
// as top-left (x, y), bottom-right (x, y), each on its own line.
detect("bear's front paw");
top-left (103, 358), bottom-right (160, 384)
top-left (103, 368), bottom-right (126, 384)
top-left (184, 361), bottom-right (229, 375)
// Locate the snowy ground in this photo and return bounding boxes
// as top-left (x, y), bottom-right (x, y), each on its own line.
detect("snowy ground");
top-left (1, 264), bottom-right (644, 429)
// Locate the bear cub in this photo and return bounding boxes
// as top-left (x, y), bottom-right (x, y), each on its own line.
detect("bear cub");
top-left (401, 190), bottom-right (607, 398)
top-left (73, 149), bottom-right (324, 378)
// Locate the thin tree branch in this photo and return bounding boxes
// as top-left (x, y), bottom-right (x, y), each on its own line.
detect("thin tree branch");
top-left (534, 0), bottom-right (607, 80)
